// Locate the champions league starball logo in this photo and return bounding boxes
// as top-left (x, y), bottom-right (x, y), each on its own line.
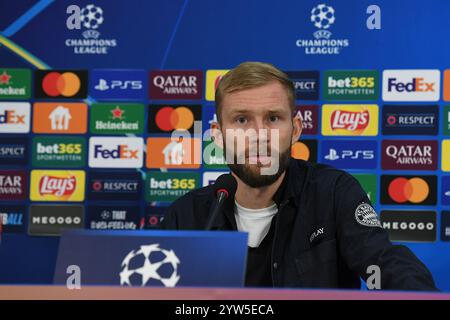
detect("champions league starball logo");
top-left (310, 4), bottom-right (335, 38)
top-left (296, 3), bottom-right (349, 55)
top-left (80, 4), bottom-right (104, 30)
top-left (65, 4), bottom-right (118, 55)
top-left (120, 244), bottom-right (181, 287)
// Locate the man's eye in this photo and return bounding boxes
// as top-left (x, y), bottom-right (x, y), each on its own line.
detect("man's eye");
top-left (269, 116), bottom-right (280, 122)
top-left (236, 117), bottom-right (247, 124)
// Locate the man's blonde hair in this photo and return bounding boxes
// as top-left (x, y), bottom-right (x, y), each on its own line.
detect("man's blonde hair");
top-left (215, 61), bottom-right (295, 123)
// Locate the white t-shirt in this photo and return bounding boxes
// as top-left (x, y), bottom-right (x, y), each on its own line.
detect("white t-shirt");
top-left (234, 201), bottom-right (278, 248)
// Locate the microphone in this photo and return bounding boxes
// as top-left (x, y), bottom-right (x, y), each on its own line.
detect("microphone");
top-left (205, 174), bottom-right (237, 230)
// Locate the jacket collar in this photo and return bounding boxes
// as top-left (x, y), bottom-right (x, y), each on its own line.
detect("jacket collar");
top-left (208, 158), bottom-right (305, 230)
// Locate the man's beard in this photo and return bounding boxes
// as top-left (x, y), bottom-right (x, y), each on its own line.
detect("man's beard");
top-left (226, 144), bottom-right (291, 188)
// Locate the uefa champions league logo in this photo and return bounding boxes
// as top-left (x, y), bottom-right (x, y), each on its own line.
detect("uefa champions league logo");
top-left (295, 3), bottom-right (349, 54)
top-left (65, 4), bottom-right (118, 54)
top-left (311, 4), bottom-right (335, 39)
top-left (80, 4), bottom-right (104, 39)
top-left (80, 5), bottom-right (104, 30)
top-left (120, 244), bottom-right (181, 287)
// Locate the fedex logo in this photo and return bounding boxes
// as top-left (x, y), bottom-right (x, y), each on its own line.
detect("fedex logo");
top-left (89, 137), bottom-right (143, 168)
top-left (383, 70), bottom-right (440, 101)
top-left (387, 78), bottom-right (435, 93)
top-left (0, 110), bottom-right (26, 124)
top-left (0, 102), bottom-right (30, 133)
top-left (94, 145), bottom-right (139, 159)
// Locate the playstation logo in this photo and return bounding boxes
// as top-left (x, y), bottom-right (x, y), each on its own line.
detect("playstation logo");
top-left (324, 148), bottom-right (339, 161)
top-left (95, 79), bottom-right (109, 91)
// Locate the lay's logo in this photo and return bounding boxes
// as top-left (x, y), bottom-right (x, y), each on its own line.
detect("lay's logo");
top-left (322, 105), bottom-right (378, 136)
top-left (30, 170), bottom-right (85, 202)
top-left (330, 109), bottom-right (369, 131)
top-left (39, 175), bottom-right (76, 197)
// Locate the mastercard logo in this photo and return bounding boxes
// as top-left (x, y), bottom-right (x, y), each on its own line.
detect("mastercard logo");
top-left (41, 72), bottom-right (81, 97)
top-left (388, 177), bottom-right (429, 203)
top-left (155, 106), bottom-right (194, 131)
top-left (291, 142), bottom-right (310, 161)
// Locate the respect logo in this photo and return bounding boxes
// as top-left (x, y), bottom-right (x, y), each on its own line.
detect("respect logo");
top-left (30, 170), bottom-right (85, 202)
top-left (322, 104), bottom-right (378, 136)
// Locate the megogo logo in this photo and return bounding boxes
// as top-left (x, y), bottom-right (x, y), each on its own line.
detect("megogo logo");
top-left (381, 211), bottom-right (436, 242)
top-left (0, 102), bottom-right (30, 133)
top-left (322, 105), bottom-right (378, 136)
top-left (30, 170), bottom-right (85, 201)
top-left (383, 70), bottom-right (440, 101)
top-left (89, 137), bottom-right (143, 168)
top-left (28, 205), bottom-right (84, 236)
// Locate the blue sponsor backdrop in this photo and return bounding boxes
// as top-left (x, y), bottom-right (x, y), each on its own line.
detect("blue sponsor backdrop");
top-left (0, 0), bottom-right (450, 290)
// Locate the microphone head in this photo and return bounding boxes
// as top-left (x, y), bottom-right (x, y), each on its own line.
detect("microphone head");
top-left (213, 173), bottom-right (237, 199)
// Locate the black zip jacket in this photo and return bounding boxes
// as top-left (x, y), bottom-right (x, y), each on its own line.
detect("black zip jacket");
top-left (162, 158), bottom-right (438, 291)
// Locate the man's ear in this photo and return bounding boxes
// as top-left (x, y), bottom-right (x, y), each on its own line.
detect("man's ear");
top-left (291, 113), bottom-right (302, 144)
top-left (210, 121), bottom-right (224, 149)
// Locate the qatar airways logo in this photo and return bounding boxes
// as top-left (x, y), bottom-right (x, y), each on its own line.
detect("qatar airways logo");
top-left (330, 110), bottom-right (369, 131)
top-left (39, 175), bottom-right (76, 197)
top-left (382, 140), bottom-right (437, 170)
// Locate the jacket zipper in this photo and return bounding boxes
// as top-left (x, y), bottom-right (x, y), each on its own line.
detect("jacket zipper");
top-left (271, 199), bottom-right (289, 286)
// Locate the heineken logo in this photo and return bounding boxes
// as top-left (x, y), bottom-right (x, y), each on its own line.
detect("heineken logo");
top-left (90, 103), bottom-right (144, 134)
top-left (0, 69), bottom-right (31, 99)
